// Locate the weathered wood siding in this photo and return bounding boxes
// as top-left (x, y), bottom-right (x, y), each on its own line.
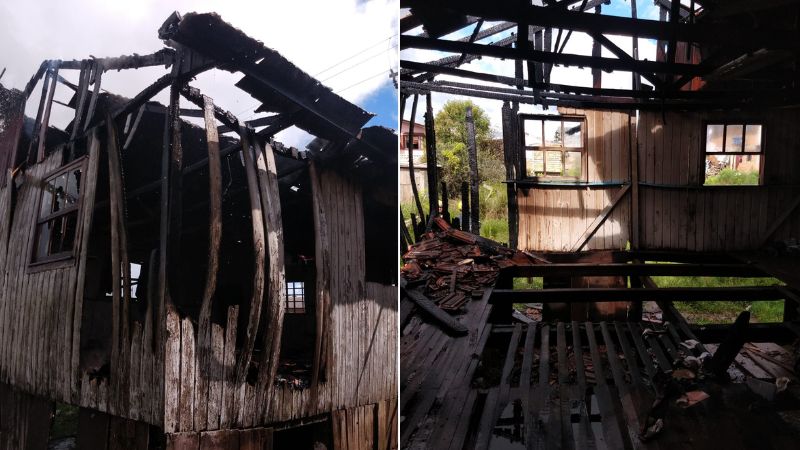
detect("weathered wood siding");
top-left (0, 134), bottom-right (164, 426)
top-left (518, 108), bottom-right (632, 251)
top-left (637, 108), bottom-right (800, 250)
top-left (0, 147), bottom-right (88, 404)
top-left (0, 382), bottom-right (52, 450)
top-left (162, 168), bottom-right (398, 433)
top-left (516, 107), bottom-right (800, 252)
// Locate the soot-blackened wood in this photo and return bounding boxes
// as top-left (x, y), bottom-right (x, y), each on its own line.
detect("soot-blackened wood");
top-left (592, 5), bottom-right (602, 88)
top-left (401, 281), bottom-right (468, 336)
top-left (440, 181), bottom-right (450, 222)
top-left (84, 62), bottom-right (103, 133)
top-left (36, 64), bottom-right (59, 162)
top-left (310, 161), bottom-right (331, 395)
top-left (107, 114), bottom-right (132, 413)
top-left (253, 138), bottom-right (287, 421)
top-left (70, 62), bottom-right (90, 141)
top-left (630, 0), bottom-right (641, 90)
top-left (26, 65), bottom-right (51, 165)
top-left (167, 81), bottom-right (184, 308)
top-left (466, 106), bottom-right (480, 234)
top-left (424, 93), bottom-right (439, 218)
top-left (501, 102), bottom-right (518, 249)
top-left (406, 94), bottom-right (425, 223)
top-left (492, 286), bottom-right (785, 303)
top-left (708, 310), bottom-right (751, 378)
top-left (235, 125), bottom-right (266, 403)
top-left (196, 94), bottom-right (222, 431)
top-left (460, 182), bottom-right (470, 232)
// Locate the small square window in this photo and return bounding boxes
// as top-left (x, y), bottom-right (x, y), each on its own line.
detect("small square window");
top-left (521, 115), bottom-right (586, 181)
top-left (286, 281), bottom-right (306, 314)
top-left (704, 123), bottom-right (763, 186)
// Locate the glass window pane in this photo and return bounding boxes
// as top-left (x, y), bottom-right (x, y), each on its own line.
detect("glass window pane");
top-left (705, 154), bottom-right (760, 185)
top-left (706, 124), bottom-right (724, 152)
top-left (564, 152), bottom-right (582, 179)
top-left (53, 174), bottom-right (67, 212)
top-left (39, 181), bottom-right (54, 217)
top-left (744, 125), bottom-right (762, 152)
top-left (526, 150), bottom-right (544, 176)
top-left (725, 124), bottom-right (743, 152)
top-left (34, 222), bottom-right (52, 261)
top-left (60, 212), bottom-right (78, 253)
top-left (65, 169), bottom-right (81, 206)
top-left (545, 151), bottom-right (562, 174)
top-left (563, 121), bottom-right (583, 148)
top-left (524, 120), bottom-right (542, 147)
top-left (544, 120), bottom-right (562, 146)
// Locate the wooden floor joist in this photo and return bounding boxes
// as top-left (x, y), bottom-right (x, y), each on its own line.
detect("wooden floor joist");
top-left (505, 262), bottom-right (767, 278)
top-left (491, 286), bottom-right (786, 303)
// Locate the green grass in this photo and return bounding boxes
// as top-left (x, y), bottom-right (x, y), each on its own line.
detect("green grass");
top-left (50, 403), bottom-right (79, 439)
top-left (481, 218), bottom-right (509, 245)
top-left (652, 275), bottom-right (785, 324)
top-left (704, 168), bottom-right (759, 186)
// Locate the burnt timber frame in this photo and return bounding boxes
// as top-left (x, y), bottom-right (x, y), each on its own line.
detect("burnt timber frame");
top-left (1, 11), bottom-right (397, 450)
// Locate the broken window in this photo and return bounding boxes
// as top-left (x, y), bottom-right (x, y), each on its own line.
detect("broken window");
top-left (521, 115), bottom-right (585, 181)
top-left (286, 281), bottom-right (306, 314)
top-left (704, 123), bottom-right (763, 185)
top-left (31, 158), bottom-right (86, 264)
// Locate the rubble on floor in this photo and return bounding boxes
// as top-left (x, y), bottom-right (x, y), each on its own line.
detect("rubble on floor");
top-left (401, 217), bottom-right (538, 313)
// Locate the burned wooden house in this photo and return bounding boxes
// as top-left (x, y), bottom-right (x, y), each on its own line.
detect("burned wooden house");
top-left (0, 12), bottom-right (397, 450)
top-left (401, 1), bottom-right (800, 449)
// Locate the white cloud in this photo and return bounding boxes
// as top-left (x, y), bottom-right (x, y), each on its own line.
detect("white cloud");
top-left (0, 0), bottom-right (398, 148)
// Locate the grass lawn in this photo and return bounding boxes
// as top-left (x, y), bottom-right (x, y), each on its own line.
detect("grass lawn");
top-left (652, 275), bottom-right (785, 325)
top-left (403, 194), bottom-right (786, 325)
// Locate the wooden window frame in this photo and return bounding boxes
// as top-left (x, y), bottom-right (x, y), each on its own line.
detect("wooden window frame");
top-left (701, 121), bottom-right (765, 186)
top-left (286, 280), bottom-right (306, 314)
top-left (29, 156), bottom-right (88, 268)
top-left (519, 113), bottom-right (588, 182)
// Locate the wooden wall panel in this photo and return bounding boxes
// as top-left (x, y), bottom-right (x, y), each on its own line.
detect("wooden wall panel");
top-left (517, 108), bottom-right (632, 251)
top-left (161, 168), bottom-right (397, 433)
top-left (0, 382), bottom-right (53, 450)
top-left (637, 108), bottom-right (800, 251)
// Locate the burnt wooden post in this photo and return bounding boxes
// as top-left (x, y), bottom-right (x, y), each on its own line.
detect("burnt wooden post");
top-left (406, 94), bottom-right (426, 223)
top-left (630, 0), bottom-right (642, 90)
top-left (466, 106), bottom-right (480, 234)
top-left (501, 102), bottom-right (519, 249)
top-left (440, 181), bottom-right (450, 223)
top-left (591, 4), bottom-right (602, 88)
top-left (460, 182), bottom-right (470, 232)
top-left (708, 310), bottom-right (750, 378)
top-left (424, 93), bottom-right (438, 217)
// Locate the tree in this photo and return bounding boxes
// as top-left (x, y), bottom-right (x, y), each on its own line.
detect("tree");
top-left (433, 100), bottom-right (503, 195)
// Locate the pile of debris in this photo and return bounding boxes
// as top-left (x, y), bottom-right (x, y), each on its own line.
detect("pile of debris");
top-left (401, 217), bottom-right (536, 312)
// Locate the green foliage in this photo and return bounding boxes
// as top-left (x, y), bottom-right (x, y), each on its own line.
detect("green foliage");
top-left (480, 218), bottom-right (509, 244)
top-left (704, 168), bottom-right (759, 185)
top-left (479, 182), bottom-right (508, 220)
top-left (434, 100), bottom-right (503, 191)
top-left (652, 274), bottom-right (785, 324)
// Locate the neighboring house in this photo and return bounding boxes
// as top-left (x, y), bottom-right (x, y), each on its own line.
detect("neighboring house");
top-left (400, 119), bottom-right (436, 204)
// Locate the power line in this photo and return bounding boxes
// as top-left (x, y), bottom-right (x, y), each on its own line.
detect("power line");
top-left (320, 43), bottom-right (398, 83)
top-left (335, 69), bottom-right (391, 94)
top-left (312, 33), bottom-right (395, 77)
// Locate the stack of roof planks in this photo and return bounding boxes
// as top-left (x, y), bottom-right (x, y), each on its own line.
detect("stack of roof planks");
top-left (401, 217), bottom-right (537, 312)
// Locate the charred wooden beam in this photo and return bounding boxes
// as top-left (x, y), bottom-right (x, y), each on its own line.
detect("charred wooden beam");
top-left (401, 280), bottom-right (468, 336)
top-left (36, 63), bottom-right (59, 162)
top-left (402, 35), bottom-right (709, 76)
top-left (253, 136), bottom-right (288, 420)
top-left (309, 161), bottom-right (331, 394)
top-left (424, 93), bottom-right (438, 217)
top-left (400, 61), bottom-right (770, 101)
top-left (406, 94), bottom-right (426, 223)
top-left (491, 286), bottom-right (786, 303)
top-left (466, 105), bottom-right (480, 234)
top-left (83, 62), bottom-right (103, 132)
top-left (589, 33), bottom-right (663, 90)
top-left (233, 125), bottom-right (267, 403)
top-left (460, 181), bottom-right (470, 232)
top-left (58, 48), bottom-right (176, 71)
top-left (504, 263), bottom-right (769, 278)
top-left (401, 0), bottom-right (800, 49)
top-left (708, 310), bottom-right (750, 377)
top-left (501, 102), bottom-right (518, 249)
top-left (691, 322), bottom-right (796, 344)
